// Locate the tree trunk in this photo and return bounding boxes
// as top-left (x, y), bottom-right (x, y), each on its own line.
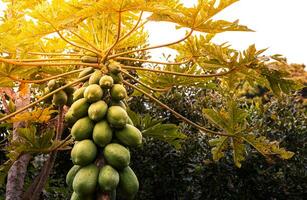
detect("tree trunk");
top-left (5, 87), bottom-right (31, 200)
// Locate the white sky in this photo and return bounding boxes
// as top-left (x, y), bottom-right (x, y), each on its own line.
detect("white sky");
top-left (0, 0), bottom-right (306, 64)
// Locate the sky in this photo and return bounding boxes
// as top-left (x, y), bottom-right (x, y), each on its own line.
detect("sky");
top-left (0, 0), bottom-right (306, 65)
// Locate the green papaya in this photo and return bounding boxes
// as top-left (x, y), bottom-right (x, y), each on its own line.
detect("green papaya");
top-left (81, 56), bottom-right (98, 63)
top-left (93, 120), bottom-right (112, 147)
top-left (64, 110), bottom-right (78, 126)
top-left (70, 192), bottom-right (93, 200)
top-left (99, 75), bottom-right (114, 89)
top-left (66, 93), bottom-right (74, 106)
top-left (111, 100), bottom-right (127, 110)
top-left (70, 98), bottom-right (90, 119)
top-left (98, 165), bottom-right (119, 192)
top-left (107, 106), bottom-right (128, 128)
top-left (103, 143), bottom-right (130, 170)
top-left (118, 166), bottom-right (139, 199)
top-left (66, 165), bottom-right (81, 188)
top-left (107, 63), bottom-right (121, 74)
top-left (109, 72), bottom-right (123, 84)
top-left (47, 80), bottom-right (59, 91)
top-left (64, 85), bottom-right (75, 95)
top-left (78, 67), bottom-right (94, 78)
top-left (89, 70), bottom-right (103, 85)
top-left (83, 81), bottom-right (89, 87)
top-left (73, 87), bottom-right (86, 101)
top-left (71, 140), bottom-right (97, 166)
top-left (71, 117), bottom-right (94, 141)
top-left (84, 84), bottom-right (103, 103)
top-left (115, 124), bottom-right (142, 147)
top-left (88, 100), bottom-right (108, 121)
top-left (52, 90), bottom-right (68, 106)
top-left (72, 164), bottom-right (98, 196)
top-left (110, 84), bottom-right (127, 101)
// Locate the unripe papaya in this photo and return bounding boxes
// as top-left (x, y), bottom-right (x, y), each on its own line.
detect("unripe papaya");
top-left (84, 84), bottom-right (103, 103)
top-left (78, 67), bottom-right (94, 79)
top-left (88, 100), bottom-right (108, 121)
top-left (64, 85), bottom-right (75, 95)
top-left (98, 165), bottom-right (119, 192)
top-left (109, 72), bottom-right (123, 84)
top-left (66, 93), bottom-right (74, 106)
top-left (66, 165), bottom-right (81, 188)
top-left (93, 120), bottom-right (112, 147)
top-left (85, 52), bottom-right (98, 57)
top-left (47, 80), bottom-right (59, 91)
top-left (110, 84), bottom-right (127, 101)
top-left (111, 100), bottom-right (127, 110)
top-left (107, 63), bottom-right (121, 74)
top-left (70, 98), bottom-right (90, 119)
top-left (52, 90), bottom-right (68, 106)
top-left (71, 140), bottom-right (97, 166)
top-left (70, 192), bottom-right (93, 200)
top-left (103, 143), bottom-right (130, 170)
top-left (73, 87), bottom-right (86, 101)
top-left (65, 110), bottom-right (78, 126)
top-left (72, 164), bottom-right (99, 196)
top-left (81, 56), bottom-right (98, 63)
top-left (99, 75), bottom-right (114, 89)
top-left (89, 70), bottom-right (103, 85)
top-left (115, 124), bottom-right (142, 147)
top-left (107, 106), bottom-right (128, 128)
top-left (71, 117), bottom-right (94, 141)
top-left (118, 166), bottom-right (139, 199)
top-left (83, 81), bottom-right (89, 87)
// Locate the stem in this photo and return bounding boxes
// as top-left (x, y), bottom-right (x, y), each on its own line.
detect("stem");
top-left (122, 65), bottom-right (236, 78)
top-left (102, 11), bottom-right (122, 63)
top-left (69, 30), bottom-right (102, 54)
top-left (120, 70), bottom-right (170, 92)
top-left (114, 56), bottom-right (192, 65)
top-left (123, 80), bottom-right (229, 136)
top-left (118, 11), bottom-right (143, 43)
top-left (11, 58), bottom-right (81, 62)
top-left (0, 74), bottom-right (92, 123)
top-left (0, 69), bottom-right (83, 84)
top-left (27, 52), bottom-right (82, 56)
top-left (108, 29), bottom-right (193, 59)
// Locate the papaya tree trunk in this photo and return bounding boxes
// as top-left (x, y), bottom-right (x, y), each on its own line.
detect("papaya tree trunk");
top-left (23, 106), bottom-right (65, 200)
top-left (5, 87), bottom-right (31, 200)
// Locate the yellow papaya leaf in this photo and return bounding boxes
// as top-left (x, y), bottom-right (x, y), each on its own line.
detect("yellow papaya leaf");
top-left (9, 107), bottom-right (57, 123)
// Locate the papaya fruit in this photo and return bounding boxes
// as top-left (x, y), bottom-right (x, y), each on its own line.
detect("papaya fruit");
top-left (81, 56), bottom-right (98, 63)
top-left (83, 81), bottom-right (89, 87)
top-left (99, 75), bottom-right (114, 89)
top-left (70, 192), bottom-right (93, 200)
top-left (64, 86), bottom-right (75, 95)
top-left (103, 143), bottom-right (130, 170)
top-left (73, 87), bottom-right (86, 101)
top-left (78, 67), bottom-right (94, 79)
top-left (72, 164), bottom-right (98, 196)
top-left (118, 166), bottom-right (139, 199)
top-left (109, 72), bottom-right (123, 84)
top-left (66, 94), bottom-right (74, 106)
top-left (89, 70), bottom-right (103, 85)
top-left (107, 63), bottom-right (121, 74)
top-left (110, 84), bottom-right (127, 101)
top-left (93, 120), bottom-right (112, 147)
top-left (65, 110), bottom-right (78, 126)
top-left (66, 165), bottom-right (81, 188)
top-left (88, 100), bottom-right (108, 121)
top-left (47, 79), bottom-right (59, 91)
top-left (70, 98), bottom-right (90, 119)
top-left (71, 117), bottom-right (94, 141)
top-left (115, 124), bottom-right (142, 147)
top-left (84, 84), bottom-right (103, 103)
top-left (98, 165), bottom-right (119, 192)
top-left (52, 90), bottom-right (68, 106)
top-left (107, 106), bottom-right (128, 128)
top-left (71, 140), bottom-right (97, 166)
top-left (111, 100), bottom-right (127, 110)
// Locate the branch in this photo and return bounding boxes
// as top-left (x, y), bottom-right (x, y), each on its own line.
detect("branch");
top-left (117, 11), bottom-right (143, 43)
top-left (123, 80), bottom-right (230, 136)
top-left (108, 29), bottom-right (193, 59)
top-left (122, 65), bottom-right (236, 78)
top-left (120, 70), bottom-right (170, 92)
top-left (11, 58), bottom-right (81, 62)
top-left (0, 74), bottom-right (92, 123)
top-left (27, 52), bottom-right (82, 56)
top-left (114, 56), bottom-right (192, 65)
top-left (101, 11), bottom-right (122, 63)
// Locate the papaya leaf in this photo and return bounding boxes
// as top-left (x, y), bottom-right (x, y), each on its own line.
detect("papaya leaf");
top-left (208, 136), bottom-right (229, 161)
top-left (9, 107), bottom-right (57, 123)
top-left (202, 108), bottom-right (229, 131)
top-left (231, 137), bottom-right (246, 168)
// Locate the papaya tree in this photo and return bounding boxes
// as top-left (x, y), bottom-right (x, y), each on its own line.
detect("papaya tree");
top-left (0, 0), bottom-right (303, 199)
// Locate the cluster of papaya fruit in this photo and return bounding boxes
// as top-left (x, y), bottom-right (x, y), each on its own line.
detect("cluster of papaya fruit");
top-left (65, 65), bottom-right (142, 200)
top-left (45, 79), bottom-right (75, 106)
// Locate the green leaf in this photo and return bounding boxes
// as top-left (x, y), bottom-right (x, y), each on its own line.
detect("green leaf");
top-left (209, 136), bottom-right (229, 161)
top-left (231, 137), bottom-right (246, 168)
top-left (203, 108), bottom-right (229, 131)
